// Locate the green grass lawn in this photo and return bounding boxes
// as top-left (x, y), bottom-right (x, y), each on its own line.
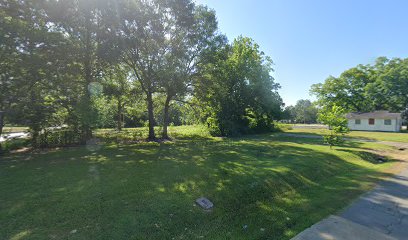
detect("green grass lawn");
top-left (2, 126), bottom-right (29, 134)
top-left (0, 126), bottom-right (397, 239)
top-left (285, 126), bottom-right (408, 143)
top-left (96, 125), bottom-right (213, 142)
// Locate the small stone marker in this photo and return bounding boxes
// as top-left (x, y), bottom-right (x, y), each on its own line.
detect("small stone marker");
top-left (195, 197), bottom-right (214, 210)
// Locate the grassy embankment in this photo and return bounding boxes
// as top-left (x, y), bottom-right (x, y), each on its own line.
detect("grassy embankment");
top-left (0, 125), bottom-right (400, 239)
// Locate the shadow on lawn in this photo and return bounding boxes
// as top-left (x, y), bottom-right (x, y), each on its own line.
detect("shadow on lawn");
top-left (0, 135), bottom-right (394, 240)
top-left (270, 133), bottom-right (380, 150)
top-left (337, 148), bottom-right (402, 165)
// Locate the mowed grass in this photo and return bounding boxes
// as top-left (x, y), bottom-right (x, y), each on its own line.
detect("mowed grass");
top-left (2, 126), bottom-right (29, 134)
top-left (285, 126), bottom-right (408, 143)
top-left (96, 125), bottom-right (213, 142)
top-left (0, 126), bottom-right (397, 240)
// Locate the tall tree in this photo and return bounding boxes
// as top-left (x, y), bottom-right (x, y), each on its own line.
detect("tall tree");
top-left (368, 57), bottom-right (408, 112)
top-left (48, 0), bottom-right (116, 140)
top-left (160, 5), bottom-right (220, 139)
top-left (196, 36), bottom-right (283, 136)
top-left (118, 0), bottom-right (162, 140)
top-left (310, 65), bottom-right (373, 112)
top-left (0, 0), bottom-right (23, 137)
top-left (103, 65), bottom-right (136, 131)
top-left (0, 0), bottom-right (70, 146)
top-left (311, 57), bottom-right (408, 117)
top-left (119, 0), bottom-right (203, 140)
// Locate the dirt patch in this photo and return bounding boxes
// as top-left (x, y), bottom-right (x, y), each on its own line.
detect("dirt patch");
top-left (379, 141), bottom-right (408, 150)
top-left (370, 147), bottom-right (408, 175)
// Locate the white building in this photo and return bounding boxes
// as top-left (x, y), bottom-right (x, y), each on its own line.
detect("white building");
top-left (346, 111), bottom-right (402, 132)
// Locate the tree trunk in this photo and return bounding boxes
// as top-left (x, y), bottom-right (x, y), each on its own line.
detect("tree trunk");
top-left (0, 112), bottom-right (3, 138)
top-left (146, 92), bottom-right (156, 141)
top-left (31, 126), bottom-right (41, 148)
top-left (81, 13), bottom-right (94, 141)
top-left (0, 111), bottom-right (4, 153)
top-left (117, 99), bottom-right (123, 131)
top-left (162, 95), bottom-right (172, 139)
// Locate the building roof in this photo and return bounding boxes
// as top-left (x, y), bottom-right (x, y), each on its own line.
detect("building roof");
top-left (346, 111), bottom-right (402, 119)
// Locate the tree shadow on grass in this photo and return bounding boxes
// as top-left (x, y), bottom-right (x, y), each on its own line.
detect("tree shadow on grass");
top-left (265, 133), bottom-right (382, 151)
top-left (0, 135), bottom-right (395, 240)
top-left (337, 148), bottom-right (402, 165)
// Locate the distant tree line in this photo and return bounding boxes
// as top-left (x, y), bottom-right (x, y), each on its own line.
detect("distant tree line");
top-left (282, 99), bottom-right (318, 124)
top-left (0, 0), bottom-right (283, 145)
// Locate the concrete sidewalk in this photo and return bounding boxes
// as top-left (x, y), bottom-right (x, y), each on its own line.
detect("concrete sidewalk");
top-left (292, 164), bottom-right (408, 240)
top-left (340, 167), bottom-right (408, 239)
top-left (292, 215), bottom-right (395, 240)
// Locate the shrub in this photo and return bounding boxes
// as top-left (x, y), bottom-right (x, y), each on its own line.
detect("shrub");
top-left (1, 138), bottom-right (30, 153)
top-left (274, 123), bottom-right (293, 131)
top-left (246, 114), bottom-right (275, 133)
top-left (206, 117), bottom-right (222, 136)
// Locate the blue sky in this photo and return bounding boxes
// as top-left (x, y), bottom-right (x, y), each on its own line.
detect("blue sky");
top-left (194, 0), bottom-right (408, 106)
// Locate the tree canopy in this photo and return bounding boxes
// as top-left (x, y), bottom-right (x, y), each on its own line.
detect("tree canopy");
top-left (195, 36), bottom-right (283, 136)
top-left (311, 57), bottom-right (408, 114)
top-left (1, 0), bottom-right (284, 146)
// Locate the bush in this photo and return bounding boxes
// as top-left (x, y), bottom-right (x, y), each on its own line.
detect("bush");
top-left (247, 114), bottom-right (276, 133)
top-left (206, 117), bottom-right (222, 136)
top-left (274, 123), bottom-right (293, 131)
top-left (206, 112), bottom-right (278, 137)
top-left (1, 138), bottom-right (30, 153)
